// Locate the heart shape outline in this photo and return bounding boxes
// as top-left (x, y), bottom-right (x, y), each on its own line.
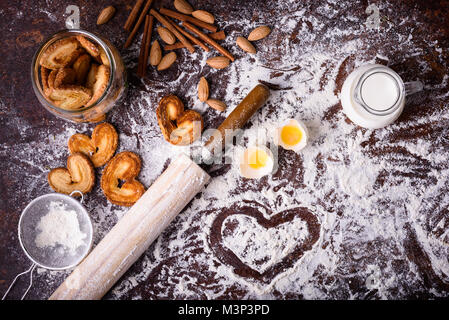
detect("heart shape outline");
top-left (209, 200), bottom-right (320, 284)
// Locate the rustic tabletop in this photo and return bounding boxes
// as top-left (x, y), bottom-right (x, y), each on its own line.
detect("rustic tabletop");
top-left (1, 0), bottom-right (448, 300)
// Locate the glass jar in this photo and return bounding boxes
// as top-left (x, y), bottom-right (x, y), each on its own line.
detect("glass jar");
top-left (31, 29), bottom-right (126, 123)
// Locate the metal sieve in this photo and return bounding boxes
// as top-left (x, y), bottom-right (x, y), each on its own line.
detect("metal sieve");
top-left (2, 191), bottom-right (93, 300)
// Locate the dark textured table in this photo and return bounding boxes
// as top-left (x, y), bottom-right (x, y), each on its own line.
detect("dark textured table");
top-left (1, 0), bottom-right (448, 300)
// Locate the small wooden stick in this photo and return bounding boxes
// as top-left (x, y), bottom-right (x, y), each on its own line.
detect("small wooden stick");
top-left (160, 7), bottom-right (217, 33)
top-left (150, 9), bottom-right (195, 53)
top-left (164, 42), bottom-right (206, 51)
top-left (183, 22), bottom-right (234, 61)
top-left (141, 16), bottom-right (154, 77)
top-left (168, 17), bottom-right (210, 52)
top-left (137, 15), bottom-right (150, 77)
top-left (124, 0), bottom-right (153, 48)
top-left (165, 31), bottom-right (226, 50)
top-left (124, 0), bottom-right (145, 32)
top-left (164, 42), bottom-right (186, 50)
top-left (210, 30), bottom-right (226, 41)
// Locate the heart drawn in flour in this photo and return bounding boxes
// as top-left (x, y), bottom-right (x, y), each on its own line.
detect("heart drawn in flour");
top-left (209, 201), bottom-right (321, 284)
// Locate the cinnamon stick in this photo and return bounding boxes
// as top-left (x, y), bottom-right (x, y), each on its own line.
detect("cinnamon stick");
top-left (137, 15), bottom-right (150, 77)
top-left (124, 0), bottom-right (145, 32)
top-left (141, 16), bottom-right (154, 77)
top-left (124, 0), bottom-right (153, 48)
top-left (150, 9), bottom-right (195, 53)
top-left (160, 7), bottom-right (217, 33)
top-left (164, 42), bottom-right (186, 50)
top-left (210, 30), bottom-right (226, 41)
top-left (165, 31), bottom-right (226, 50)
top-left (163, 42), bottom-right (208, 51)
top-left (168, 17), bottom-right (210, 52)
top-left (183, 22), bottom-right (234, 61)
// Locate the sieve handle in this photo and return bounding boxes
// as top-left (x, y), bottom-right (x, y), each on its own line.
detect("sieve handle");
top-left (69, 190), bottom-right (84, 204)
top-left (1, 263), bottom-right (36, 300)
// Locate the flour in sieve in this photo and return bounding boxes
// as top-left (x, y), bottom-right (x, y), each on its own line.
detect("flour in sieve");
top-left (35, 201), bottom-right (87, 255)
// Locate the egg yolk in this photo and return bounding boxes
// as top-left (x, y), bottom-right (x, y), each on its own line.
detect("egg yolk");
top-left (248, 149), bottom-right (268, 169)
top-left (281, 125), bottom-right (302, 146)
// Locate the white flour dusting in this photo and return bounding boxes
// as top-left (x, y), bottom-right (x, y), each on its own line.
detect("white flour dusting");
top-left (107, 0), bottom-right (449, 299)
top-left (1, 0), bottom-right (448, 299)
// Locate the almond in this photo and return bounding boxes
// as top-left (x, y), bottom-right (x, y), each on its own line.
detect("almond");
top-left (191, 10), bottom-right (214, 24)
top-left (206, 56), bottom-right (230, 69)
top-left (174, 0), bottom-right (193, 15)
top-left (197, 77), bottom-right (209, 102)
top-left (236, 36), bottom-right (256, 54)
top-left (247, 25), bottom-right (271, 41)
top-left (97, 6), bottom-right (116, 25)
top-left (149, 40), bottom-right (162, 66)
top-left (157, 52), bottom-right (177, 71)
top-left (206, 99), bottom-right (226, 112)
top-left (157, 27), bottom-right (176, 45)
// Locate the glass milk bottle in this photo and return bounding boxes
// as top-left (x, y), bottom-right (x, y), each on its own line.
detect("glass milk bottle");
top-left (340, 64), bottom-right (423, 129)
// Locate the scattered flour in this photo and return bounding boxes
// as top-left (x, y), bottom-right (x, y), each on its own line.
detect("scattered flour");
top-left (1, 0), bottom-right (448, 299)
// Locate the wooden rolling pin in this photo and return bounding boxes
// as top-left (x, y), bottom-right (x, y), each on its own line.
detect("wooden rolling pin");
top-left (50, 84), bottom-right (270, 300)
top-left (50, 154), bottom-right (209, 300)
top-left (205, 84), bottom-right (270, 154)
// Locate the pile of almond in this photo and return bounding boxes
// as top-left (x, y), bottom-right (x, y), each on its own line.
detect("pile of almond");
top-left (160, 3), bottom-right (271, 70)
top-left (123, 0), bottom-right (272, 75)
top-left (148, 0), bottom-right (226, 72)
top-left (39, 35), bottom-right (110, 110)
top-left (149, 39), bottom-right (178, 71)
top-left (197, 76), bottom-right (226, 112)
top-left (235, 25), bottom-right (271, 55)
top-left (121, 0), bottom-right (230, 75)
top-left (174, 0), bottom-right (214, 23)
